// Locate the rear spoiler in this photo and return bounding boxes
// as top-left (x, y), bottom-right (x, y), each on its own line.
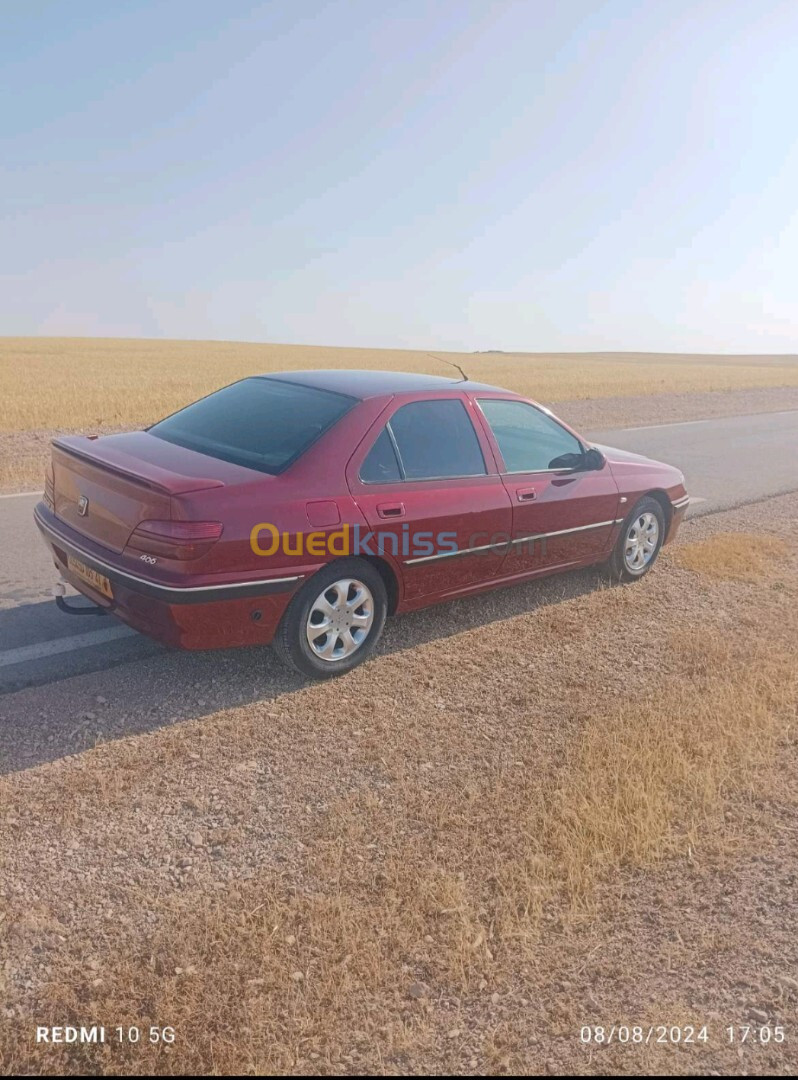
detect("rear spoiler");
top-left (52, 436), bottom-right (226, 496)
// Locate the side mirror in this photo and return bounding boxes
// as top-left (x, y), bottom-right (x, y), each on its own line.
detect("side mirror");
top-left (583, 447), bottom-right (606, 471)
top-left (549, 451), bottom-right (584, 471)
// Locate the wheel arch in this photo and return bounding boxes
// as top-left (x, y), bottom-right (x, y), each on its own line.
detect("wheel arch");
top-left (644, 489), bottom-right (673, 533)
top-left (303, 553), bottom-right (400, 616)
top-left (359, 554), bottom-right (400, 615)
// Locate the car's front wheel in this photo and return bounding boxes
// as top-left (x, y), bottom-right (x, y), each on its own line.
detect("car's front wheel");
top-left (272, 558), bottom-right (388, 679)
top-left (608, 496), bottom-right (666, 582)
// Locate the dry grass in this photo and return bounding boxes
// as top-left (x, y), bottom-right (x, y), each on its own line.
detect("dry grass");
top-left (3, 337), bottom-right (798, 435)
top-left (6, 616), bottom-right (795, 1075)
top-left (671, 531), bottom-right (790, 581)
top-left (549, 626), bottom-right (791, 895)
top-left (3, 497), bottom-right (797, 1074)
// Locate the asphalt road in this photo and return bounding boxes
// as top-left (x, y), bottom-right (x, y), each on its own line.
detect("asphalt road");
top-left (589, 408), bottom-right (798, 514)
top-left (1, 409), bottom-right (796, 700)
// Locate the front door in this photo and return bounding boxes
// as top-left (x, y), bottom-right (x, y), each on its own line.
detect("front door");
top-left (475, 397), bottom-right (621, 575)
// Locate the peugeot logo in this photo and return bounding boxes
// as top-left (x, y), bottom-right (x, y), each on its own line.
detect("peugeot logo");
top-left (77, 495), bottom-right (89, 517)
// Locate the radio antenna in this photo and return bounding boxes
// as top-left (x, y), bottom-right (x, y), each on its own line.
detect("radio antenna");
top-left (426, 352), bottom-right (469, 382)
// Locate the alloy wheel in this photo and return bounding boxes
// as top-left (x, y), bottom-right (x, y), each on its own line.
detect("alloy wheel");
top-left (623, 511), bottom-right (660, 572)
top-left (305, 578), bottom-right (375, 661)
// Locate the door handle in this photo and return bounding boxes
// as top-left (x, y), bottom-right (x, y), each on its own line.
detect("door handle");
top-left (517, 488), bottom-right (537, 502)
top-left (377, 502), bottom-right (405, 519)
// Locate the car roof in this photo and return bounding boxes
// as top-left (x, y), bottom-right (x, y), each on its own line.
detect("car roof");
top-left (259, 369), bottom-right (506, 399)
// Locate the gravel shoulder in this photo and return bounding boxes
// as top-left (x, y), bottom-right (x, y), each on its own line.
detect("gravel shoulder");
top-left (550, 384), bottom-right (798, 432)
top-left (1, 495), bottom-right (797, 1075)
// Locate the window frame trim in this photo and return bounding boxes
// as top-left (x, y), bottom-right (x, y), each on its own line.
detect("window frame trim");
top-left (385, 422), bottom-right (407, 481)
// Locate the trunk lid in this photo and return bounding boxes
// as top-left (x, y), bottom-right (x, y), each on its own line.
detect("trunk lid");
top-left (51, 432), bottom-right (230, 554)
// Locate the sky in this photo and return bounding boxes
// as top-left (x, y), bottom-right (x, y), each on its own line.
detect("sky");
top-left (2, 0), bottom-right (798, 352)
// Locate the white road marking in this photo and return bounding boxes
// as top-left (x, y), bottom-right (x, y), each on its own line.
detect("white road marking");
top-left (689, 496), bottom-right (707, 504)
top-left (0, 625), bottom-right (134, 668)
top-left (603, 408), bottom-right (798, 434)
top-left (0, 490), bottom-right (42, 499)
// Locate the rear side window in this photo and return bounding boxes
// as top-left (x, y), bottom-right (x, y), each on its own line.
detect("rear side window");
top-left (479, 399), bottom-right (583, 472)
top-left (149, 378), bottom-right (356, 474)
top-left (360, 427), bottom-right (402, 483)
top-left (380, 399), bottom-right (486, 480)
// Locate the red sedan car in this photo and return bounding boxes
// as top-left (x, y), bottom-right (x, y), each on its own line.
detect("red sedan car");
top-left (35, 370), bottom-right (688, 678)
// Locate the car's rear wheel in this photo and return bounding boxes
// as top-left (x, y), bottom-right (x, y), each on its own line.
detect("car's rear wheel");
top-left (273, 559), bottom-right (388, 679)
top-left (608, 496), bottom-right (666, 582)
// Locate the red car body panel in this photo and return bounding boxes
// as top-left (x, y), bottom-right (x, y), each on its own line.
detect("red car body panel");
top-left (345, 391), bottom-right (513, 600)
top-left (471, 394), bottom-right (623, 574)
top-left (34, 371), bottom-right (688, 650)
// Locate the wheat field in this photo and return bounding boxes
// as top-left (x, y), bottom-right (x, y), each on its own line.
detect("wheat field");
top-left (3, 336), bottom-right (798, 434)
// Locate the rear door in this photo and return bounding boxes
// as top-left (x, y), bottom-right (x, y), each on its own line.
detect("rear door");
top-left (347, 395), bottom-right (512, 601)
top-left (475, 397), bottom-right (621, 574)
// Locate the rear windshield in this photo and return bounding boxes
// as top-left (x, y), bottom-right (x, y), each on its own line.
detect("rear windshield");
top-left (148, 377), bottom-right (357, 474)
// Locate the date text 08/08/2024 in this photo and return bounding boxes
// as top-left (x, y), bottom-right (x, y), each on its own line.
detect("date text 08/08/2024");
top-left (580, 1024), bottom-right (786, 1046)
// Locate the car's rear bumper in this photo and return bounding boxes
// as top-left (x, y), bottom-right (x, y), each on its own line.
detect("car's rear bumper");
top-left (33, 502), bottom-right (302, 649)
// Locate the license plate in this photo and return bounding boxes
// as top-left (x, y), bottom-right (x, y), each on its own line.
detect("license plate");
top-left (67, 555), bottom-right (113, 599)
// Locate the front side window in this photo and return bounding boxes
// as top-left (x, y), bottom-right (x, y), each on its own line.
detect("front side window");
top-left (149, 377), bottom-right (356, 474)
top-left (360, 399), bottom-right (486, 482)
top-left (478, 399), bottom-right (583, 472)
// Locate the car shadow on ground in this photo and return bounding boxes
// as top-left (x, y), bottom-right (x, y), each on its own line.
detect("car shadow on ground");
top-left (0, 564), bottom-right (611, 776)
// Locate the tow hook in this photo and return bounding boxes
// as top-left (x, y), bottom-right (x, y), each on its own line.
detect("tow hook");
top-left (53, 580), bottom-right (108, 616)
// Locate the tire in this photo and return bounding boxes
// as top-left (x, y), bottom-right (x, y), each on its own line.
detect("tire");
top-left (272, 558), bottom-right (388, 679)
top-left (608, 496), bottom-right (666, 582)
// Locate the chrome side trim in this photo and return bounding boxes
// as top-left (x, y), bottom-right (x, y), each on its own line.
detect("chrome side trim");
top-left (502, 466), bottom-right (580, 476)
top-left (34, 506), bottom-right (303, 596)
top-left (671, 495), bottom-right (690, 509)
top-left (405, 518), bottom-right (618, 566)
top-left (405, 540), bottom-right (506, 566)
top-left (511, 518), bottom-right (620, 547)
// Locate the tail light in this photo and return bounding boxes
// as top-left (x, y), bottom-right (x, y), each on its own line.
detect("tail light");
top-left (44, 463), bottom-right (55, 509)
top-left (127, 520), bottom-right (223, 561)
